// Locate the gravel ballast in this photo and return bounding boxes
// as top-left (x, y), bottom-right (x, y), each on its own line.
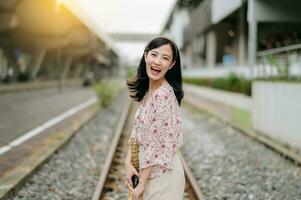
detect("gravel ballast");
top-left (11, 89), bottom-right (128, 200)
top-left (181, 104), bottom-right (301, 200)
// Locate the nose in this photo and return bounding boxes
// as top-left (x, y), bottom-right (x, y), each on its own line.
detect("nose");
top-left (154, 56), bottom-right (161, 65)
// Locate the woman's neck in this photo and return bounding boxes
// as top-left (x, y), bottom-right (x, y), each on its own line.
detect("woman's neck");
top-left (148, 79), bottom-right (166, 93)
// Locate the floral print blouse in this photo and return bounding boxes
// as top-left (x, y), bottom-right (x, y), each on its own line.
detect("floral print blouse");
top-left (130, 82), bottom-right (183, 179)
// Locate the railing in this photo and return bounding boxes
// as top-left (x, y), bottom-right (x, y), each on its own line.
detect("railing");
top-left (256, 44), bottom-right (301, 80)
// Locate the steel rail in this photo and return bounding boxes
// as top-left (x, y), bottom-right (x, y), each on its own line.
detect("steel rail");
top-left (179, 152), bottom-right (206, 200)
top-left (91, 96), bottom-right (132, 200)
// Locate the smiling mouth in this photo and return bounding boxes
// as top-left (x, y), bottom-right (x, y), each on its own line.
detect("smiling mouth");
top-left (151, 67), bottom-right (161, 73)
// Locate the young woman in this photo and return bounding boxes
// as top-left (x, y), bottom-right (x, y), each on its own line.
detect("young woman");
top-left (125, 36), bottom-right (185, 200)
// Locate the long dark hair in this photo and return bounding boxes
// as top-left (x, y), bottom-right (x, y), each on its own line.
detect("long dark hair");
top-left (127, 36), bottom-right (184, 106)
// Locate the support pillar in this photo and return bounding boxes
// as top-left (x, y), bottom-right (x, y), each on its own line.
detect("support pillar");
top-left (238, 5), bottom-right (246, 66)
top-left (206, 30), bottom-right (217, 67)
top-left (59, 56), bottom-right (73, 87)
top-left (248, 0), bottom-right (257, 78)
top-left (73, 62), bottom-right (84, 78)
top-left (31, 49), bottom-right (46, 80)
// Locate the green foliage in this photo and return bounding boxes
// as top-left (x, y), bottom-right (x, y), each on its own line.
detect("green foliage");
top-left (232, 107), bottom-right (252, 129)
top-left (93, 80), bottom-right (116, 108)
top-left (242, 79), bottom-right (252, 96)
top-left (212, 77), bottom-right (229, 91)
top-left (126, 67), bottom-right (136, 80)
top-left (266, 55), bottom-right (289, 79)
top-left (183, 74), bottom-right (252, 96)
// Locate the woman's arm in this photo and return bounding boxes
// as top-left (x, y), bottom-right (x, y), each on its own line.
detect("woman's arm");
top-left (124, 148), bottom-right (139, 187)
top-left (132, 166), bottom-right (153, 200)
top-left (139, 166), bottom-right (153, 185)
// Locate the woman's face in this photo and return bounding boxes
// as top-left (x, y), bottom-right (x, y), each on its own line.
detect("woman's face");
top-left (144, 44), bottom-right (175, 82)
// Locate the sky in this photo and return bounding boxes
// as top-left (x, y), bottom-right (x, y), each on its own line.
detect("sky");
top-left (72, 0), bottom-right (175, 33)
top-left (62, 0), bottom-right (176, 62)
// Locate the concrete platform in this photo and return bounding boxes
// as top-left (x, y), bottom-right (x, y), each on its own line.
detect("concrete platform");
top-left (0, 99), bottom-right (99, 199)
top-left (0, 86), bottom-right (95, 146)
top-left (0, 85), bottom-right (99, 199)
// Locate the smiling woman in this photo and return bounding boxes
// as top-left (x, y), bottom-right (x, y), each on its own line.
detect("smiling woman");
top-left (145, 44), bottom-right (175, 80)
top-left (125, 36), bottom-right (184, 200)
top-left (127, 37), bottom-right (183, 104)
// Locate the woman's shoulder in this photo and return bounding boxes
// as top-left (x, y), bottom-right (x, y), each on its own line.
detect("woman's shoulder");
top-left (154, 82), bottom-right (180, 108)
top-left (155, 82), bottom-right (173, 99)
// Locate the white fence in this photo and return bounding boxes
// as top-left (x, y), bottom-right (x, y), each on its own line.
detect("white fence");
top-left (252, 81), bottom-right (301, 151)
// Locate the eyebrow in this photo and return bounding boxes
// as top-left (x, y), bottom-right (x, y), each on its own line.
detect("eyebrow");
top-left (150, 50), bottom-right (172, 59)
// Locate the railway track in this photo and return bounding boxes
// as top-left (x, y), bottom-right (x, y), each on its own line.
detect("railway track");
top-left (92, 103), bottom-right (205, 200)
top-left (5, 91), bottom-right (300, 199)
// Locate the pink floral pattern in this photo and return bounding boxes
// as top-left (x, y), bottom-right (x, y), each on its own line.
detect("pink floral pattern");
top-left (130, 83), bottom-right (183, 179)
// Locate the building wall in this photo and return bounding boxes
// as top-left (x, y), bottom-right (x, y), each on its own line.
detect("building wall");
top-left (168, 8), bottom-right (190, 49)
top-left (255, 0), bottom-right (301, 22)
top-left (212, 0), bottom-right (242, 24)
top-left (167, 0), bottom-right (301, 70)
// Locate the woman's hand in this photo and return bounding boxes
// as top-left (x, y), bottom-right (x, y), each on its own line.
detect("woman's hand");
top-left (124, 161), bottom-right (139, 188)
top-left (131, 181), bottom-right (146, 200)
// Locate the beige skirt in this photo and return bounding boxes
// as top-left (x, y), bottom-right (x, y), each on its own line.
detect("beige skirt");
top-left (142, 152), bottom-right (185, 200)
